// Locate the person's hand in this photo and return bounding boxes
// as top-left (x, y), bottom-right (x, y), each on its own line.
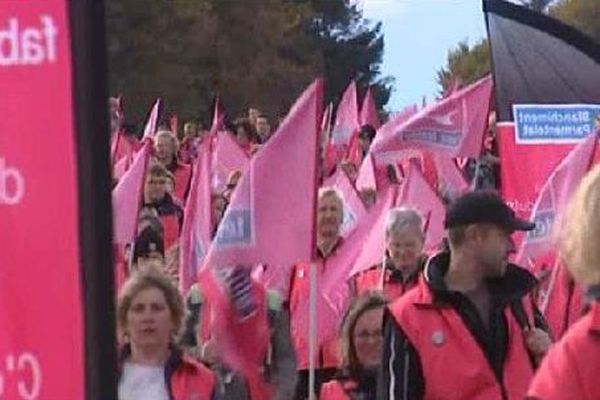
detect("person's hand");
top-left (201, 339), bottom-right (219, 365)
top-left (524, 327), bottom-right (552, 363)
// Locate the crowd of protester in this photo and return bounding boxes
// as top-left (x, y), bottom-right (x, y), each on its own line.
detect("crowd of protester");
top-left (109, 96), bottom-right (599, 400)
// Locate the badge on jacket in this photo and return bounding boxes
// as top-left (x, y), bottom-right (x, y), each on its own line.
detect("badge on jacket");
top-left (431, 330), bottom-right (445, 347)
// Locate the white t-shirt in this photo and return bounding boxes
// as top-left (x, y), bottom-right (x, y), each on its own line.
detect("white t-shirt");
top-left (118, 362), bottom-right (170, 400)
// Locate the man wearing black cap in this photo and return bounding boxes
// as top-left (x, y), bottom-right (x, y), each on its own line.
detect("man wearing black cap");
top-left (379, 191), bottom-right (552, 400)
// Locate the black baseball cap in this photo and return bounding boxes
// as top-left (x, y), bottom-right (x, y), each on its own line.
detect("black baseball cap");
top-left (444, 191), bottom-right (535, 232)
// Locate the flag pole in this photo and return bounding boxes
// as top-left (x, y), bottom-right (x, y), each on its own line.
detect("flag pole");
top-left (308, 262), bottom-right (317, 400)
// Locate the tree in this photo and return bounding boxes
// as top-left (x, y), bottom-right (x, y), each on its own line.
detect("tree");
top-left (304, 0), bottom-right (393, 116)
top-left (105, 0), bottom-right (392, 130)
top-left (551, 0), bottom-right (600, 43)
top-left (436, 39), bottom-right (491, 97)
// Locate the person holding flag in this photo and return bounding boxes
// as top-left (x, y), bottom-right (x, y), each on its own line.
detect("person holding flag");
top-left (527, 165), bottom-right (600, 400)
top-left (380, 191), bottom-right (552, 400)
top-left (290, 188), bottom-right (345, 399)
top-left (354, 207), bottom-right (426, 301)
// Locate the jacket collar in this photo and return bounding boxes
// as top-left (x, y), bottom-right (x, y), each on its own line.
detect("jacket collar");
top-left (419, 251), bottom-right (537, 307)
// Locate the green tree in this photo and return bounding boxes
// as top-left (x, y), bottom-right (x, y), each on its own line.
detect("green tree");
top-left (105, 0), bottom-right (392, 129)
top-left (304, 0), bottom-right (393, 116)
top-left (551, 0), bottom-right (600, 43)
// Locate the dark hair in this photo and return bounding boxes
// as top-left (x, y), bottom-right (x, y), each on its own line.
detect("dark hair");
top-left (358, 124), bottom-right (377, 141)
top-left (340, 291), bottom-right (387, 370)
top-left (233, 117), bottom-right (258, 143)
top-left (448, 226), bottom-right (466, 248)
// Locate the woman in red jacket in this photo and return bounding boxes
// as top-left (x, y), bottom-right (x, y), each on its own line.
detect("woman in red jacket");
top-left (117, 271), bottom-right (216, 400)
top-left (320, 292), bottom-right (387, 400)
top-left (528, 164), bottom-right (600, 400)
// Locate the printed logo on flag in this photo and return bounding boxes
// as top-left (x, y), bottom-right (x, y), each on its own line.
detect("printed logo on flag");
top-left (0, 15), bottom-right (59, 66)
top-left (215, 209), bottom-right (254, 246)
top-left (514, 104), bottom-right (600, 144)
top-left (399, 106), bottom-right (464, 149)
top-left (331, 125), bottom-right (353, 143)
top-left (526, 210), bottom-right (554, 242)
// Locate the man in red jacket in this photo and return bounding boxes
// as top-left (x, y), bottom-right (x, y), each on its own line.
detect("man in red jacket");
top-left (379, 191), bottom-right (552, 400)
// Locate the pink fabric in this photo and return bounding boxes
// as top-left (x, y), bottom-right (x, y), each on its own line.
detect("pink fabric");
top-left (179, 140), bottom-right (213, 293)
top-left (198, 80), bottom-right (322, 383)
top-left (112, 141), bottom-right (151, 245)
top-left (517, 131), bottom-right (598, 265)
top-left (371, 76), bottom-right (492, 158)
top-left (360, 86), bottom-right (381, 129)
top-left (142, 99), bottom-right (161, 139)
top-left (212, 131), bottom-right (249, 193)
top-left (293, 187), bottom-right (398, 347)
top-left (331, 81), bottom-right (360, 145)
top-left (432, 153), bottom-right (469, 197)
top-left (355, 153), bottom-right (378, 191)
top-left (397, 163), bottom-right (446, 252)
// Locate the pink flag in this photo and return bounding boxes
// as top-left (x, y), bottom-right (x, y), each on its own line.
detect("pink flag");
top-left (360, 86), bottom-right (381, 129)
top-left (432, 153), bottom-right (469, 198)
top-left (355, 153), bottom-right (378, 191)
top-left (212, 96), bottom-right (225, 132)
top-left (323, 168), bottom-right (367, 236)
top-left (199, 80), bottom-right (322, 379)
top-left (517, 131), bottom-right (598, 265)
top-left (179, 140), bottom-right (213, 293)
top-left (331, 81), bottom-right (360, 145)
top-left (371, 76), bottom-right (492, 159)
top-left (397, 163), bottom-right (446, 252)
top-left (112, 141), bottom-right (151, 245)
top-left (113, 154), bottom-right (132, 182)
top-left (212, 131), bottom-right (250, 192)
top-left (142, 99), bottom-right (161, 139)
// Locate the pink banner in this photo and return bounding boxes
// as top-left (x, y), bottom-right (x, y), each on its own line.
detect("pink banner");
top-left (0, 2), bottom-right (84, 398)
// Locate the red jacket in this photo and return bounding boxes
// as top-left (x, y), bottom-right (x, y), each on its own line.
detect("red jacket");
top-left (527, 301), bottom-right (600, 400)
top-left (389, 278), bottom-right (535, 400)
top-left (170, 353), bottom-right (216, 400)
top-left (289, 261), bottom-right (341, 370)
top-left (168, 160), bottom-right (192, 203)
top-left (354, 260), bottom-right (423, 301)
top-left (119, 346), bottom-right (215, 400)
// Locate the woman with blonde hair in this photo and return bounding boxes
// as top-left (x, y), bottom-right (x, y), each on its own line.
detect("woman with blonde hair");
top-left (117, 271), bottom-right (216, 400)
top-left (320, 292), bottom-right (387, 400)
top-left (528, 164), bottom-right (600, 400)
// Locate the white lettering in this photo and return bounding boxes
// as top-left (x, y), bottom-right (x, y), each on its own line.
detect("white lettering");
top-left (0, 157), bottom-right (26, 205)
top-left (0, 15), bottom-right (58, 66)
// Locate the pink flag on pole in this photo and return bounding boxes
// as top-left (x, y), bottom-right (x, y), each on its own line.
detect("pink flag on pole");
top-left (212, 96), bottom-right (225, 132)
top-left (113, 154), bottom-right (132, 182)
top-left (199, 80), bottom-right (322, 379)
top-left (355, 153), bottom-right (379, 191)
top-left (516, 131), bottom-right (598, 265)
top-left (179, 140), bottom-right (213, 293)
top-left (371, 75), bottom-right (492, 159)
top-left (323, 168), bottom-right (367, 236)
top-left (112, 141), bottom-right (151, 245)
top-left (331, 82), bottom-right (360, 145)
top-left (432, 153), bottom-right (469, 198)
top-left (212, 131), bottom-right (250, 192)
top-left (360, 86), bottom-right (381, 129)
top-left (397, 163), bottom-right (446, 252)
top-left (142, 99), bottom-right (161, 139)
